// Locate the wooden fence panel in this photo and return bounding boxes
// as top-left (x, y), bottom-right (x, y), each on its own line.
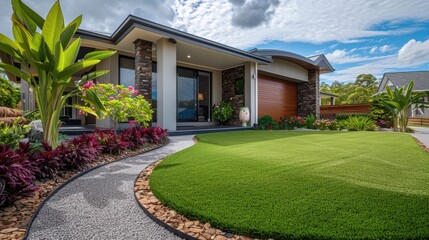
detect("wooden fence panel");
top-left (320, 104), bottom-right (371, 119)
top-left (409, 117), bottom-right (429, 126)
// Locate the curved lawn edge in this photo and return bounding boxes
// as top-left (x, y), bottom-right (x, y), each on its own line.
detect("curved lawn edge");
top-left (134, 162), bottom-right (197, 240)
top-left (149, 131), bottom-right (429, 240)
top-left (134, 159), bottom-right (247, 240)
top-left (23, 140), bottom-right (169, 240)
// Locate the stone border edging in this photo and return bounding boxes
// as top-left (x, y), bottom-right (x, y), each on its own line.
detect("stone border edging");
top-left (133, 161), bottom-right (198, 240)
top-left (134, 160), bottom-right (250, 240)
top-left (23, 140), bottom-right (170, 240)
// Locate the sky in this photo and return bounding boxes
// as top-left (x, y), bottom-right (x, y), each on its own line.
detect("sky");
top-left (1, 0), bottom-right (429, 84)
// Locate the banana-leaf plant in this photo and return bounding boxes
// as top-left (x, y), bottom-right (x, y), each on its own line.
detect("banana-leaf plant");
top-left (380, 80), bottom-right (428, 132)
top-left (0, 0), bottom-right (116, 147)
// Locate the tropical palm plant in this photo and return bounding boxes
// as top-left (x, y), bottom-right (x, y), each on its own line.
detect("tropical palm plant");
top-left (380, 80), bottom-right (428, 132)
top-left (0, 0), bottom-right (116, 147)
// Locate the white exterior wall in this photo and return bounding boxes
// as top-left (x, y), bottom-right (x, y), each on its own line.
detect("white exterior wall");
top-left (245, 61), bottom-right (258, 125)
top-left (157, 38), bottom-right (177, 131)
top-left (96, 53), bottom-right (119, 129)
top-left (258, 58), bottom-right (308, 82)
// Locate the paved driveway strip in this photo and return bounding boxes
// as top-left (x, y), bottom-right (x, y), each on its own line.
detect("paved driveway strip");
top-left (411, 126), bottom-right (429, 148)
top-left (27, 135), bottom-right (195, 240)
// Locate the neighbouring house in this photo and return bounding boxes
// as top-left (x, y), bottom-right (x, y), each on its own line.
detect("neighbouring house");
top-left (7, 15), bottom-right (334, 131)
top-left (377, 71), bottom-right (429, 117)
top-left (320, 91), bottom-right (338, 105)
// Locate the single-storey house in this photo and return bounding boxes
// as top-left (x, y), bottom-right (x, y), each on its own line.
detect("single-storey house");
top-left (377, 71), bottom-right (429, 117)
top-left (15, 15), bottom-right (334, 131)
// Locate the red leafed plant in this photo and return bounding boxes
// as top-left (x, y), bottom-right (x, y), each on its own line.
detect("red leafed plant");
top-left (0, 144), bottom-right (37, 207)
top-left (95, 129), bottom-right (128, 154)
top-left (141, 126), bottom-right (168, 144)
top-left (119, 127), bottom-right (148, 150)
top-left (32, 143), bottom-right (61, 180)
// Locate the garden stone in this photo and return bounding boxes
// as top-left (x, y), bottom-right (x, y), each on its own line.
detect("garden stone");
top-left (28, 120), bottom-right (44, 143)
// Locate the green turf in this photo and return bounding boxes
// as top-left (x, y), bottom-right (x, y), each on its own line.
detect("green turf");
top-left (150, 131), bottom-right (429, 239)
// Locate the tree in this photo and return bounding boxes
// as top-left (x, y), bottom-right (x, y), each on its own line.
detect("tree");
top-left (0, 0), bottom-right (116, 147)
top-left (380, 80), bottom-right (428, 132)
top-left (320, 74), bottom-right (378, 105)
top-left (354, 74), bottom-right (377, 88)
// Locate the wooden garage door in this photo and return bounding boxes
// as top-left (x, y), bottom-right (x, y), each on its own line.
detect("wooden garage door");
top-left (258, 74), bottom-right (297, 121)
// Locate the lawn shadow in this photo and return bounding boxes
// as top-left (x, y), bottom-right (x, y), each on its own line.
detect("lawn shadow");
top-left (197, 130), bottom-right (350, 147)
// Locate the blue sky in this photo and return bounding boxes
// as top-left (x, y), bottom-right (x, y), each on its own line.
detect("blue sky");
top-left (1, 0), bottom-right (429, 84)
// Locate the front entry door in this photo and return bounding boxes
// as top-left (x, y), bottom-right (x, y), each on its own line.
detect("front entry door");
top-left (177, 67), bottom-right (211, 122)
top-left (177, 68), bottom-right (198, 122)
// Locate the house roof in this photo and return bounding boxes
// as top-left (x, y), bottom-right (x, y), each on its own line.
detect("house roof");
top-left (249, 49), bottom-right (334, 73)
top-left (75, 15), bottom-right (272, 64)
top-left (377, 71), bottom-right (429, 92)
top-left (320, 91), bottom-right (338, 97)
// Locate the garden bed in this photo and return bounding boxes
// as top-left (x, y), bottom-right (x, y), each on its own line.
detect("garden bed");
top-left (0, 125), bottom-right (168, 240)
top-left (0, 141), bottom-right (167, 240)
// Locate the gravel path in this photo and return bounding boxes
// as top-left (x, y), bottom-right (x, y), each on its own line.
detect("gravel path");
top-left (26, 135), bottom-right (195, 240)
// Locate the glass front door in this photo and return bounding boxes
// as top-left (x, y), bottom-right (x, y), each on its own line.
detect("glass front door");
top-left (177, 67), bottom-right (211, 122)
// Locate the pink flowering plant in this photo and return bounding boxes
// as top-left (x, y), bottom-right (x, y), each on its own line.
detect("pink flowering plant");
top-left (314, 119), bottom-right (338, 130)
top-left (280, 116), bottom-right (305, 130)
top-left (79, 83), bottom-right (153, 133)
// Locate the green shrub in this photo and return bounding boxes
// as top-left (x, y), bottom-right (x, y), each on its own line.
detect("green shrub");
top-left (258, 116), bottom-right (278, 130)
top-left (0, 77), bottom-right (20, 108)
top-left (335, 113), bottom-right (369, 121)
top-left (212, 101), bottom-right (234, 125)
top-left (0, 118), bottom-right (30, 148)
top-left (343, 116), bottom-right (376, 131)
top-left (304, 114), bottom-right (316, 129)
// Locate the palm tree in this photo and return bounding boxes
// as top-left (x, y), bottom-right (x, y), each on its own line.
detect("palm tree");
top-left (380, 80), bottom-right (428, 132)
top-left (0, 0), bottom-right (116, 147)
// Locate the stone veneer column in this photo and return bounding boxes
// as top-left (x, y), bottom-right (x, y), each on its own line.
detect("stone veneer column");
top-left (134, 39), bottom-right (152, 104)
top-left (222, 66), bottom-right (245, 126)
top-left (297, 69), bottom-right (320, 117)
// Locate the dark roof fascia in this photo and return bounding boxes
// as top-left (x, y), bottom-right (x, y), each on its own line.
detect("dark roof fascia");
top-left (320, 91), bottom-right (338, 97)
top-left (75, 29), bottom-right (114, 44)
top-left (77, 15), bottom-right (272, 64)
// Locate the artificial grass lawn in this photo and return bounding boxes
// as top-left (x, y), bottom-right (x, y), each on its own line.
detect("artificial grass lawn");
top-left (150, 131), bottom-right (429, 239)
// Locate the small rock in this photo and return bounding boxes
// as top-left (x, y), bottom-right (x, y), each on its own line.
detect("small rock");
top-left (214, 235), bottom-right (227, 240)
top-left (184, 221), bottom-right (193, 228)
top-left (1, 228), bottom-right (19, 234)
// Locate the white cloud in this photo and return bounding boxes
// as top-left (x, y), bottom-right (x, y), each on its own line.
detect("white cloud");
top-left (325, 49), bottom-right (390, 64)
top-left (322, 38), bottom-right (429, 83)
top-left (0, 0), bottom-right (428, 49)
top-left (370, 47), bottom-right (378, 54)
top-left (379, 45), bottom-right (393, 53)
top-left (397, 39), bottom-right (429, 65)
top-left (171, 0), bottom-right (429, 48)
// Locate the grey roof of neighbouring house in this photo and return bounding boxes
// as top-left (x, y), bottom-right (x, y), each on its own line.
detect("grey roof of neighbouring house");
top-left (320, 91), bottom-right (338, 97)
top-left (377, 71), bottom-right (429, 92)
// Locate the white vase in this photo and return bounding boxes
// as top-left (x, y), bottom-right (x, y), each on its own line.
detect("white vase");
top-left (239, 107), bottom-right (250, 127)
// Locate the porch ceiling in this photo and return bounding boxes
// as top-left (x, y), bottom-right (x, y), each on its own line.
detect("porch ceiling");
top-left (120, 28), bottom-right (258, 70)
top-left (80, 28), bottom-right (261, 71)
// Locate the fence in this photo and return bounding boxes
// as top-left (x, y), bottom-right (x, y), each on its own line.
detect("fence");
top-left (409, 117), bottom-right (429, 126)
top-left (320, 104), bottom-right (371, 119)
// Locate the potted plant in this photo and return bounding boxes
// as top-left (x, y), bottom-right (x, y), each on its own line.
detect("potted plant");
top-left (212, 101), bottom-right (233, 126)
